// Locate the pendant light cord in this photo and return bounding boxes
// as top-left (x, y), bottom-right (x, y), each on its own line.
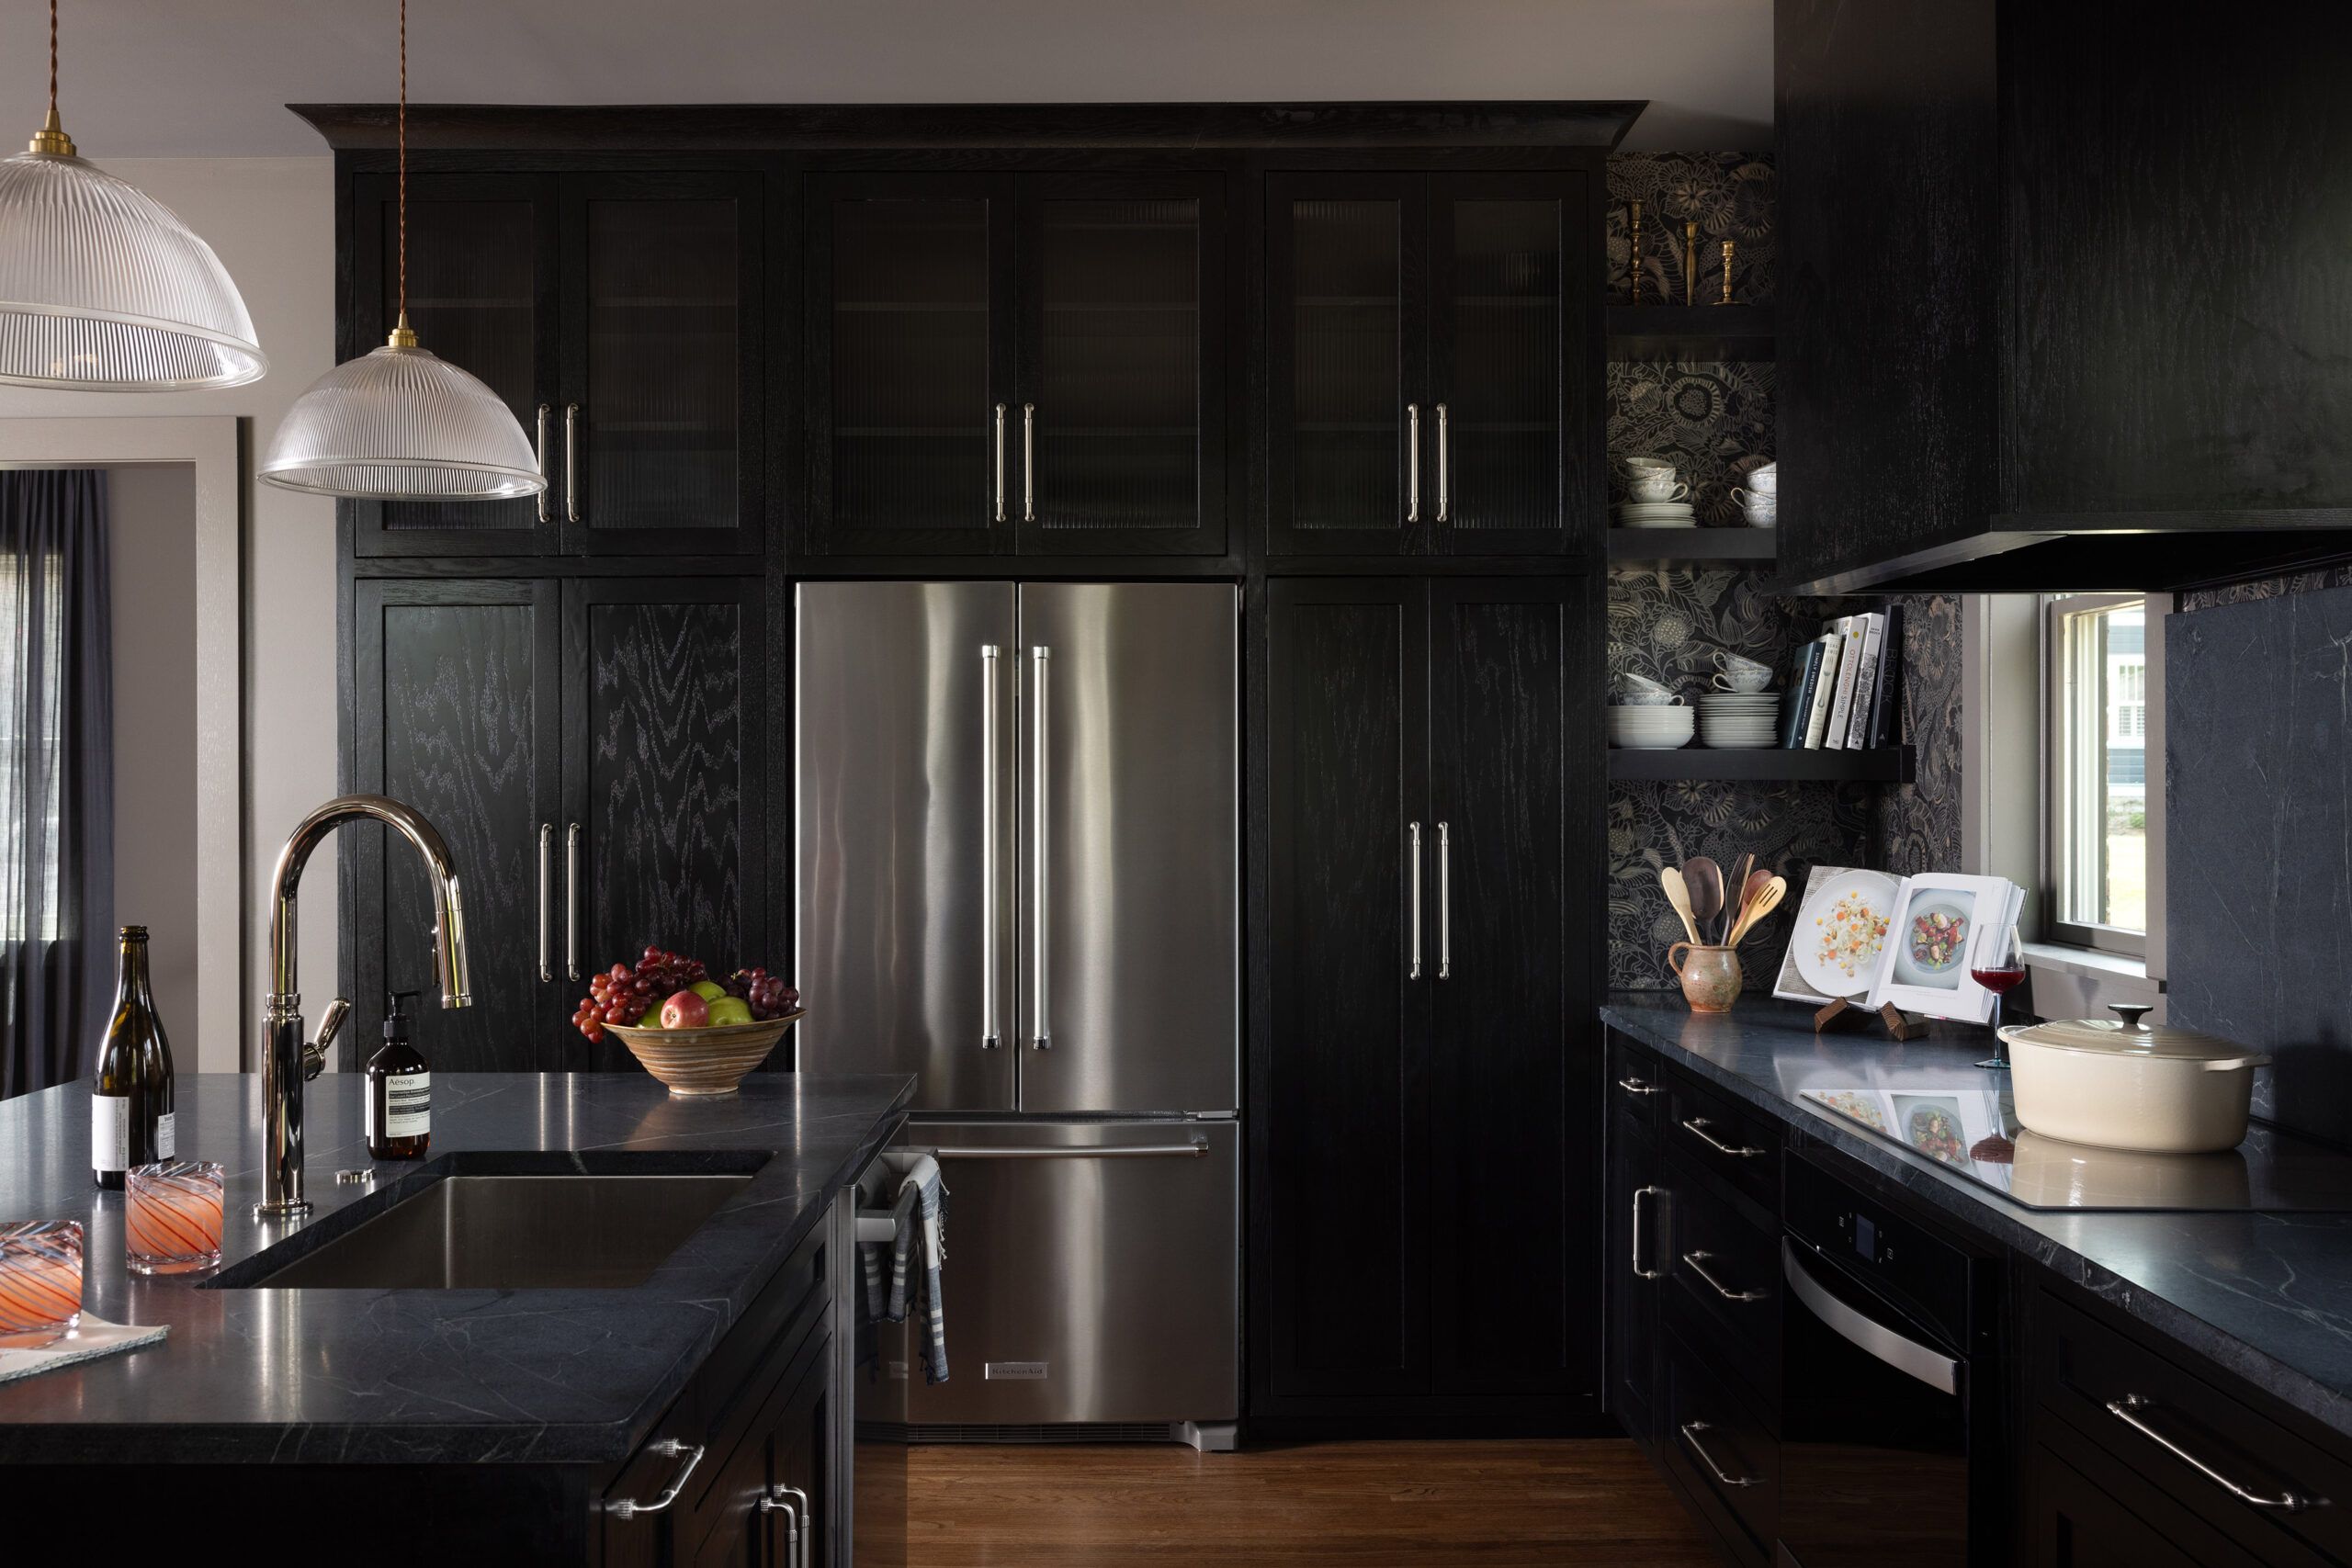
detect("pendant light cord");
top-left (397, 0), bottom-right (408, 332)
top-left (49, 0), bottom-right (58, 120)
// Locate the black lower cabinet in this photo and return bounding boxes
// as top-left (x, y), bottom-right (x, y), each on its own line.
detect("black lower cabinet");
top-left (1606, 1037), bottom-right (1667, 1446)
top-left (1255, 575), bottom-right (1599, 1432)
top-left (345, 573), bottom-right (766, 1072)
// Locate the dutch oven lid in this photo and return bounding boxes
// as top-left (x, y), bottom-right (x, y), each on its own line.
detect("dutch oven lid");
top-left (1999, 1005), bottom-right (2268, 1067)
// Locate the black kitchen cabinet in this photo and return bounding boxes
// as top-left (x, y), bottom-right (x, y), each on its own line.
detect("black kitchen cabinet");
top-left (1257, 575), bottom-right (1600, 1430)
top-left (349, 169), bottom-right (763, 559)
top-left (807, 171), bottom-right (1226, 558)
top-left (346, 575), bottom-right (764, 1071)
top-left (1606, 1038), bottom-right (1668, 1447)
top-left (348, 578), bottom-right (564, 1067)
top-left (1267, 172), bottom-right (1595, 558)
top-left (1774, 0), bottom-right (2352, 593)
top-left (563, 577), bottom-right (768, 1074)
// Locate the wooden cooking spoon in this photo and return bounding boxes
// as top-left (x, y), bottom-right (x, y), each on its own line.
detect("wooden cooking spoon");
top-left (1659, 866), bottom-right (1702, 945)
top-left (1684, 856), bottom-right (1725, 947)
top-left (1725, 852), bottom-right (1756, 942)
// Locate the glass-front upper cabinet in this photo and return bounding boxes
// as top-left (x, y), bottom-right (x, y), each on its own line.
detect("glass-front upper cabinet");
top-left (807, 172), bottom-right (1226, 558)
top-left (348, 170), bottom-right (763, 558)
top-left (1269, 171), bottom-right (1590, 557)
top-left (808, 175), bottom-right (1014, 557)
top-left (560, 172), bottom-right (763, 556)
top-left (349, 174), bottom-right (560, 557)
top-left (1015, 175), bottom-right (1225, 556)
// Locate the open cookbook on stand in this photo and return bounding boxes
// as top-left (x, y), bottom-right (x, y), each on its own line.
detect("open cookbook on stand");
top-left (1775, 866), bottom-right (2026, 1024)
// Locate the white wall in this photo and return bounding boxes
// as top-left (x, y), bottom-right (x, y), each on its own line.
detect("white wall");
top-left (106, 463), bottom-right (199, 1032)
top-left (0, 158), bottom-right (337, 1065)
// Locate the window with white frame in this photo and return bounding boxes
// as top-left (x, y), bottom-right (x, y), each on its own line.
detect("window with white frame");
top-left (2044, 592), bottom-right (2159, 954)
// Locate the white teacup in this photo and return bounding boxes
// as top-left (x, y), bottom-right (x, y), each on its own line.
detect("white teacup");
top-left (1731, 487), bottom-right (1776, 512)
top-left (1712, 669), bottom-right (1773, 694)
top-left (1613, 688), bottom-right (1686, 706)
top-left (1740, 464), bottom-right (1778, 492)
top-left (1621, 455), bottom-right (1677, 474)
top-left (1713, 649), bottom-right (1771, 682)
top-left (1628, 476), bottom-right (1690, 502)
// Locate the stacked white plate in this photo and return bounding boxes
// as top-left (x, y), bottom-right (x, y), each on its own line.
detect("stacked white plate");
top-left (1607, 703), bottom-right (1694, 750)
top-left (1617, 501), bottom-right (1697, 529)
top-left (1696, 691), bottom-right (1781, 750)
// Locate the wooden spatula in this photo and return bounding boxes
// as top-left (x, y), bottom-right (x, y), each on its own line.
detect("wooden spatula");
top-left (1727, 874), bottom-right (1787, 947)
top-left (1659, 866), bottom-right (1702, 945)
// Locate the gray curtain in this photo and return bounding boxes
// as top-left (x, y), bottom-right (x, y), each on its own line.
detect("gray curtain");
top-left (0, 470), bottom-right (111, 1100)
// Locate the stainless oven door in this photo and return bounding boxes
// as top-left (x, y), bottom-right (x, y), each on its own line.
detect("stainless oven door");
top-left (1779, 1237), bottom-right (1970, 1568)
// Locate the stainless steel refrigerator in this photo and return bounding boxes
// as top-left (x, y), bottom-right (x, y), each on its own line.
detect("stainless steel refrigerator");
top-left (797, 581), bottom-right (1239, 1441)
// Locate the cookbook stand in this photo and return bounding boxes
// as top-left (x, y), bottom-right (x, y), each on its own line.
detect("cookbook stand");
top-left (1813, 996), bottom-right (1928, 1042)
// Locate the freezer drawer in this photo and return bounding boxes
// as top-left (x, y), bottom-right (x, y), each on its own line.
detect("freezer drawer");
top-left (866, 1120), bottom-right (1239, 1427)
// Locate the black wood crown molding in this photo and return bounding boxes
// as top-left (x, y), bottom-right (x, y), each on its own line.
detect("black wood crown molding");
top-left (288, 99), bottom-right (1646, 153)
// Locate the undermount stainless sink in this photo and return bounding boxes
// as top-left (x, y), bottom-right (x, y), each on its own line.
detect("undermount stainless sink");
top-left (237, 1172), bottom-right (755, 1290)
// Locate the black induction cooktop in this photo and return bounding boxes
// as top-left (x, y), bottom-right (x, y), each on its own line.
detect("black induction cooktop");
top-left (1798, 1085), bottom-right (2352, 1212)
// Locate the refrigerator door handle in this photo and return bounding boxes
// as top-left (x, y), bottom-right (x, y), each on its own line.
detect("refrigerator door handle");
top-left (1437, 820), bottom-right (1452, 979)
top-left (980, 644), bottom-right (1002, 1051)
top-left (922, 1139), bottom-right (1209, 1160)
top-left (1030, 644), bottom-right (1052, 1051)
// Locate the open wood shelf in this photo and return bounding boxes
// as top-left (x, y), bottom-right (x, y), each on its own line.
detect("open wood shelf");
top-left (1607, 745), bottom-right (1915, 784)
top-left (1607, 527), bottom-right (1776, 568)
top-left (1606, 303), bottom-right (1776, 362)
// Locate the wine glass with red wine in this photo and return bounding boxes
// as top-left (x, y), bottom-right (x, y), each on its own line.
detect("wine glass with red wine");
top-left (1973, 920), bottom-right (2028, 1069)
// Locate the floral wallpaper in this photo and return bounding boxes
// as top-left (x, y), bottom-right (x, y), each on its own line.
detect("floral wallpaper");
top-left (1606, 152), bottom-right (1776, 307)
top-left (1602, 151), bottom-right (1966, 992)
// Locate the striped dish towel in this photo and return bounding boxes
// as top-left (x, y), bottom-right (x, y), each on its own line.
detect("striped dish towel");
top-left (860, 1154), bottom-right (949, 1384)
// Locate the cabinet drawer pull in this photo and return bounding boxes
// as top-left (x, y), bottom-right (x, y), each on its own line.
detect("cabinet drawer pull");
top-left (563, 402), bottom-right (582, 525)
top-left (2105, 1394), bottom-right (2314, 1513)
top-left (1632, 1185), bottom-right (1664, 1280)
top-left (1617, 1075), bottom-right (1659, 1097)
top-left (607, 1437), bottom-right (704, 1517)
top-left (1678, 1420), bottom-right (1758, 1489)
top-left (1682, 1249), bottom-right (1767, 1303)
top-left (1680, 1116), bottom-right (1763, 1158)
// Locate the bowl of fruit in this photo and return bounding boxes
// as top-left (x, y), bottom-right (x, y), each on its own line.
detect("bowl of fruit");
top-left (575, 947), bottom-right (805, 1097)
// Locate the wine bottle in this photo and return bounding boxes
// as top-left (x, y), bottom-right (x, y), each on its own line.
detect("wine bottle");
top-left (366, 989), bottom-right (431, 1160)
top-left (93, 925), bottom-right (175, 1190)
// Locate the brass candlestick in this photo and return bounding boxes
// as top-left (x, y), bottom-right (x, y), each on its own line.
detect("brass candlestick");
top-left (1628, 201), bottom-right (1643, 304)
top-left (1683, 222), bottom-right (1699, 305)
top-left (1722, 241), bottom-right (1736, 305)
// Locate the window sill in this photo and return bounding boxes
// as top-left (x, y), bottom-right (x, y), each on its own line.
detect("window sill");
top-left (2022, 940), bottom-right (2160, 991)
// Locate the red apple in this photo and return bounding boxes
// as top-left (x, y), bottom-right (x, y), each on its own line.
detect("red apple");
top-left (661, 988), bottom-right (710, 1030)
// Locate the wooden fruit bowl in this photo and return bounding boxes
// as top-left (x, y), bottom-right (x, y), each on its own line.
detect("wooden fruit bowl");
top-left (604, 1010), bottom-right (806, 1097)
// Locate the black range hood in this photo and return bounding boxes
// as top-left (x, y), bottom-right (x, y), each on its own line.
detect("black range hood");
top-left (1771, 0), bottom-right (2352, 597)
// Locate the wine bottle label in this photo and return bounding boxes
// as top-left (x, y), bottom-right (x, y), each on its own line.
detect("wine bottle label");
top-left (92, 1093), bottom-right (130, 1172)
top-left (384, 1072), bottom-right (430, 1138)
top-left (155, 1111), bottom-right (175, 1160)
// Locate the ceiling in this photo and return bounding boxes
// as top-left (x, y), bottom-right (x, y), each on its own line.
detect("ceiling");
top-left (10, 0), bottom-right (1770, 158)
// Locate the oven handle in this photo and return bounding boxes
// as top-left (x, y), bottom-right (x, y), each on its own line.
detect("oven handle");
top-left (1782, 1237), bottom-right (1961, 1395)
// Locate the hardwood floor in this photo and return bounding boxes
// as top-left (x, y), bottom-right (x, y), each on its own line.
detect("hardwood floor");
top-left (909, 1438), bottom-right (1718, 1566)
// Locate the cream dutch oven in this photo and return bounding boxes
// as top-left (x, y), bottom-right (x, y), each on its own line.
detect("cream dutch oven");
top-left (1997, 1005), bottom-right (2269, 1154)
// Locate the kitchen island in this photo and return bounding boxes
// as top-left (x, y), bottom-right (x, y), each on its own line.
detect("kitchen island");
top-left (0, 1069), bottom-right (911, 1566)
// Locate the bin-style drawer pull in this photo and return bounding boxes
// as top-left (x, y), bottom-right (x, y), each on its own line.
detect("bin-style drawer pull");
top-left (1679, 1420), bottom-right (1758, 1489)
top-left (607, 1438), bottom-right (705, 1517)
top-left (1617, 1075), bottom-right (1659, 1097)
top-left (1682, 1249), bottom-right (1767, 1303)
top-left (2106, 1394), bottom-right (2314, 1512)
top-left (1680, 1116), bottom-right (1764, 1158)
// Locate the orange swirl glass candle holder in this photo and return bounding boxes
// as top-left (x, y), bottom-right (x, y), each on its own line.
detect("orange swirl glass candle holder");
top-left (126, 1160), bottom-right (224, 1276)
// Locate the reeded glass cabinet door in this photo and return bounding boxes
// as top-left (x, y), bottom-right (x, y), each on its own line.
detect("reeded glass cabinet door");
top-left (349, 174), bottom-right (560, 557)
top-left (1429, 175), bottom-right (1589, 555)
top-left (809, 175), bottom-right (1014, 556)
top-left (560, 171), bottom-right (763, 556)
top-left (1015, 175), bottom-right (1225, 555)
top-left (1268, 175), bottom-right (1430, 555)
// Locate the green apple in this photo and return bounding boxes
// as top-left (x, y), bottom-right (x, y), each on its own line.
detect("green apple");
top-left (707, 996), bottom-right (753, 1028)
top-left (635, 1004), bottom-right (663, 1028)
top-left (690, 979), bottom-right (728, 1002)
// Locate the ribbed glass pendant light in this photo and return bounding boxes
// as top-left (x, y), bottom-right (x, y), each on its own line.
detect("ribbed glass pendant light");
top-left (261, 0), bottom-right (544, 502)
top-left (0, 0), bottom-right (264, 389)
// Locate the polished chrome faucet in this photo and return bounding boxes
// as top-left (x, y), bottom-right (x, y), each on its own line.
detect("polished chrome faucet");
top-left (256, 795), bottom-right (470, 1219)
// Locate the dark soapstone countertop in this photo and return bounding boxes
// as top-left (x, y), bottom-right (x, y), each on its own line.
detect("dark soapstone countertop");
top-left (1602, 991), bottom-right (2352, 1443)
top-left (0, 1070), bottom-right (911, 1465)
